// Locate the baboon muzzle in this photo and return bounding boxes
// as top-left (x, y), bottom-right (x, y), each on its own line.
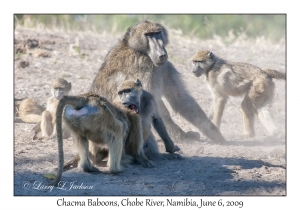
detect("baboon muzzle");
top-left (147, 34), bottom-right (168, 66)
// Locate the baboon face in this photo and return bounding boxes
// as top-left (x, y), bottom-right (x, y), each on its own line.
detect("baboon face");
top-left (128, 20), bottom-right (169, 66)
top-left (191, 50), bottom-right (215, 77)
top-left (117, 79), bottom-right (143, 113)
top-left (146, 31), bottom-right (168, 66)
top-left (51, 78), bottom-right (72, 100)
top-left (52, 87), bottom-right (69, 100)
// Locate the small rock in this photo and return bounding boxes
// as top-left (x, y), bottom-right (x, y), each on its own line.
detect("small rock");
top-left (17, 60), bottom-right (29, 68)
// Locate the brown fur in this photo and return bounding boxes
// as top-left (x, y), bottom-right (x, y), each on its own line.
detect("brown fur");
top-left (63, 79), bottom-right (181, 170)
top-left (90, 20), bottom-right (226, 144)
top-left (114, 79), bottom-right (181, 161)
top-left (32, 78), bottom-right (72, 139)
top-left (53, 93), bottom-right (130, 186)
top-left (191, 50), bottom-right (286, 137)
top-left (18, 98), bottom-right (45, 123)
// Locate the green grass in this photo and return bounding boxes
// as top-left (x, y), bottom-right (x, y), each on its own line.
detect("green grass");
top-left (14, 14), bottom-right (286, 42)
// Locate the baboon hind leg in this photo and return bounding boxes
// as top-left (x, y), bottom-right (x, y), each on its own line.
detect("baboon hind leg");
top-left (107, 136), bottom-right (123, 173)
top-left (241, 95), bottom-right (256, 137)
top-left (41, 110), bottom-right (53, 138)
top-left (75, 136), bottom-right (99, 172)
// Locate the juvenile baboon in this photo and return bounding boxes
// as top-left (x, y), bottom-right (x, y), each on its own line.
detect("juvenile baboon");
top-left (18, 98), bottom-right (45, 123)
top-left (191, 50), bottom-right (286, 137)
top-left (32, 78), bottom-right (72, 139)
top-left (90, 20), bottom-right (226, 144)
top-left (114, 79), bottom-right (181, 160)
top-left (53, 93), bottom-right (130, 186)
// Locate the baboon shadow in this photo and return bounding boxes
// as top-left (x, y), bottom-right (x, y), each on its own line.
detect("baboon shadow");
top-left (14, 153), bottom-right (286, 195)
top-left (188, 136), bottom-right (285, 147)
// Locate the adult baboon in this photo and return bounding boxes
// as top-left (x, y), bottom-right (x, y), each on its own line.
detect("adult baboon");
top-left (90, 20), bottom-right (226, 144)
top-left (53, 93), bottom-right (129, 186)
top-left (191, 50), bottom-right (286, 137)
top-left (32, 78), bottom-right (72, 139)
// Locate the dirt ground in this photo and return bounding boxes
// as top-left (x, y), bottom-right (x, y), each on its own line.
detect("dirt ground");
top-left (13, 25), bottom-right (286, 196)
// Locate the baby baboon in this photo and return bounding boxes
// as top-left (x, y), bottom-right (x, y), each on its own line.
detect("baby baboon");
top-left (90, 20), bottom-right (226, 144)
top-left (32, 78), bottom-right (72, 139)
top-left (114, 79), bottom-right (181, 161)
top-left (191, 50), bottom-right (286, 137)
top-left (18, 98), bottom-right (45, 123)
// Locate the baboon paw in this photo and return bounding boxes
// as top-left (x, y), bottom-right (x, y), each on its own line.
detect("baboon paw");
top-left (81, 165), bottom-right (100, 173)
top-left (166, 145), bottom-right (180, 153)
top-left (63, 160), bottom-right (78, 169)
top-left (33, 136), bottom-right (44, 140)
top-left (168, 153), bottom-right (184, 160)
top-left (110, 169), bottom-right (123, 174)
top-left (49, 134), bottom-right (57, 140)
top-left (184, 131), bottom-right (200, 140)
top-left (149, 153), bottom-right (184, 160)
top-left (134, 155), bottom-right (155, 167)
top-left (141, 160), bottom-right (155, 168)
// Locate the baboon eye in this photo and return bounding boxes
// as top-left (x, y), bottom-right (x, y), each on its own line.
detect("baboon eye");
top-left (193, 61), bottom-right (203, 64)
top-left (123, 89), bottom-right (131, 93)
top-left (145, 32), bottom-right (160, 36)
top-left (118, 89), bottom-right (131, 95)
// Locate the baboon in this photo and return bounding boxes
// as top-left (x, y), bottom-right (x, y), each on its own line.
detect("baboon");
top-left (90, 20), bottom-right (226, 144)
top-left (114, 79), bottom-right (181, 160)
top-left (63, 79), bottom-right (181, 170)
top-left (18, 98), bottom-right (45, 123)
top-left (32, 78), bottom-right (72, 139)
top-left (53, 92), bottom-right (141, 186)
top-left (191, 50), bottom-right (286, 137)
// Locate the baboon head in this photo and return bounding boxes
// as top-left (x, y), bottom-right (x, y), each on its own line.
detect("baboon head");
top-left (126, 20), bottom-right (169, 66)
top-left (117, 79), bottom-right (143, 113)
top-left (51, 78), bottom-right (72, 100)
top-left (191, 50), bottom-right (215, 77)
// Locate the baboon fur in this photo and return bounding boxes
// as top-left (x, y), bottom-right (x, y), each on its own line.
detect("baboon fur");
top-left (18, 98), bottom-right (45, 123)
top-left (113, 79), bottom-right (181, 161)
top-left (191, 50), bottom-right (286, 137)
top-left (53, 93), bottom-right (130, 186)
top-left (32, 78), bottom-right (72, 139)
top-left (90, 20), bottom-right (226, 144)
top-left (63, 79), bottom-right (181, 170)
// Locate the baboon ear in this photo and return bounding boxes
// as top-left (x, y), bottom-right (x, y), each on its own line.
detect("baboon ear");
top-left (135, 79), bottom-right (142, 87)
top-left (208, 52), bottom-right (214, 58)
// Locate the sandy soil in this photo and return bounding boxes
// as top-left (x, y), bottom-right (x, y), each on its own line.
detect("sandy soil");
top-left (14, 25), bottom-right (286, 196)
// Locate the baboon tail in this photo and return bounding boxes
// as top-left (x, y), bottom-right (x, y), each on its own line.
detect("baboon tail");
top-left (262, 68), bottom-right (286, 80)
top-left (257, 106), bottom-right (277, 136)
top-left (53, 95), bottom-right (88, 186)
top-left (53, 97), bottom-right (65, 186)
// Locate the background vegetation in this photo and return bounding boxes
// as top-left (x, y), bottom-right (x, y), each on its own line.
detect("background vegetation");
top-left (14, 14), bottom-right (285, 42)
